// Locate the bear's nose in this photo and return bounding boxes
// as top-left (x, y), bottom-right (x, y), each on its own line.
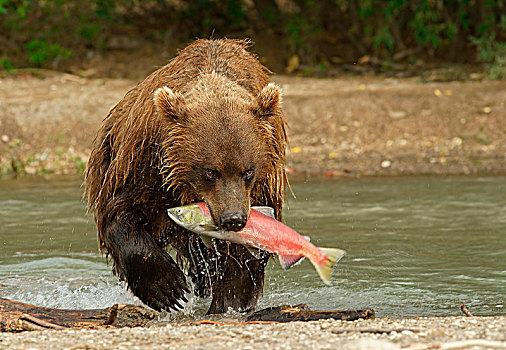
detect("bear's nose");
top-left (219, 212), bottom-right (247, 232)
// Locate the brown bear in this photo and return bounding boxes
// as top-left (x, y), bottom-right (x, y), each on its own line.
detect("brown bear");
top-left (84, 39), bottom-right (288, 314)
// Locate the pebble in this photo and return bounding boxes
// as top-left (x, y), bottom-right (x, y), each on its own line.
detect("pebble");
top-left (5, 316), bottom-right (498, 350)
top-left (388, 110), bottom-right (407, 119)
top-left (450, 137), bottom-right (462, 148)
top-left (381, 160), bottom-right (392, 168)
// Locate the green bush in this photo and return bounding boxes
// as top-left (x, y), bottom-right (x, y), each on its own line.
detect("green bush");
top-left (25, 39), bottom-right (72, 67)
top-left (470, 13), bottom-right (506, 79)
top-left (0, 0), bottom-right (113, 69)
top-left (0, 0), bottom-right (504, 77)
top-left (0, 56), bottom-right (13, 70)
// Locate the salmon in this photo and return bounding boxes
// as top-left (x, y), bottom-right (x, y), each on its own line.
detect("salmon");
top-left (167, 202), bottom-right (346, 285)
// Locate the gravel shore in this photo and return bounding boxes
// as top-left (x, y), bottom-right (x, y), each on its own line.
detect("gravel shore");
top-left (1, 73), bottom-right (505, 349)
top-left (1, 316), bottom-right (505, 349)
top-left (1, 73), bottom-right (505, 177)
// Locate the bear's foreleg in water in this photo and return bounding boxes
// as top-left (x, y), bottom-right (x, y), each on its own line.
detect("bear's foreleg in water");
top-left (96, 190), bottom-right (189, 311)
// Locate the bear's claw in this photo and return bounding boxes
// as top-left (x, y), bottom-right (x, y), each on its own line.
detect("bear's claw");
top-left (125, 247), bottom-right (190, 312)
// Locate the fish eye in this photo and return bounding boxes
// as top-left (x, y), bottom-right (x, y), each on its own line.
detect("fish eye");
top-left (175, 208), bottom-right (183, 215)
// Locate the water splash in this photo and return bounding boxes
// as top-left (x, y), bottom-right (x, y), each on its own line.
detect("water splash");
top-left (1, 257), bottom-right (139, 309)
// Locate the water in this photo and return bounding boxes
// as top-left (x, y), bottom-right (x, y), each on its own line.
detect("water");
top-left (0, 177), bottom-right (140, 309)
top-left (0, 176), bottom-right (504, 318)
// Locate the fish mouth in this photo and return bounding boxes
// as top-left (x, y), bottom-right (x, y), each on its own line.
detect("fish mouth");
top-left (167, 204), bottom-right (200, 228)
top-left (166, 208), bottom-right (184, 226)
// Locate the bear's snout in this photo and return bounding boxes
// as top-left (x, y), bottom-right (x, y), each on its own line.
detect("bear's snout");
top-left (220, 212), bottom-right (247, 231)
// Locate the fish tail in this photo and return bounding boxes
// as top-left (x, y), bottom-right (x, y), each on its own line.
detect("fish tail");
top-left (312, 248), bottom-right (346, 285)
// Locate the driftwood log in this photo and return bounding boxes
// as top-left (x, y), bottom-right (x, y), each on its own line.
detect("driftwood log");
top-left (0, 298), bottom-right (158, 332)
top-left (1, 298), bottom-right (374, 332)
top-left (247, 304), bottom-right (375, 322)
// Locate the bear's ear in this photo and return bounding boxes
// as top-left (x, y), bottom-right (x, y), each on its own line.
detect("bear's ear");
top-left (255, 83), bottom-right (282, 118)
top-left (154, 86), bottom-right (187, 120)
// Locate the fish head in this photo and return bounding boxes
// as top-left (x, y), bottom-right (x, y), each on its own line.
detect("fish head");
top-left (167, 204), bottom-right (206, 230)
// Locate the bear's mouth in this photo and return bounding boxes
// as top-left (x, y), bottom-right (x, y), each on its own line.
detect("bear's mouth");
top-left (202, 201), bottom-right (219, 227)
top-left (201, 201), bottom-right (249, 232)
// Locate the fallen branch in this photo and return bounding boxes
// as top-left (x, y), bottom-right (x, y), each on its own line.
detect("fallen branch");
top-left (246, 304), bottom-right (374, 322)
top-left (460, 304), bottom-right (473, 317)
top-left (20, 314), bottom-right (65, 330)
top-left (0, 298), bottom-right (157, 332)
top-left (102, 303), bottom-right (119, 326)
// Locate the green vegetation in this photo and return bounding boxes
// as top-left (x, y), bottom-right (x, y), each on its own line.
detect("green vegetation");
top-left (25, 39), bottom-right (72, 67)
top-left (0, 0), bottom-right (504, 78)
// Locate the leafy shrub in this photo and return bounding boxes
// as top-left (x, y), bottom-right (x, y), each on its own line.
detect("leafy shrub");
top-left (0, 0), bottom-right (504, 76)
top-left (25, 39), bottom-right (72, 67)
top-left (470, 13), bottom-right (506, 79)
top-left (0, 56), bottom-right (13, 71)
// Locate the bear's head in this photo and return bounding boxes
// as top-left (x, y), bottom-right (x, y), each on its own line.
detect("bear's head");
top-left (154, 75), bottom-right (282, 231)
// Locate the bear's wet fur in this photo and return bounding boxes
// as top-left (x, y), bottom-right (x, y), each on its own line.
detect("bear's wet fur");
top-left (84, 39), bottom-right (288, 314)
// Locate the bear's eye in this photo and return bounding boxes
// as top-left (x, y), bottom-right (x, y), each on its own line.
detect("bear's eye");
top-left (243, 168), bottom-right (255, 181)
top-left (204, 169), bottom-right (219, 181)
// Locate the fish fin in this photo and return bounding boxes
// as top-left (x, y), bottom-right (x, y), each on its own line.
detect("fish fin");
top-left (303, 235), bottom-right (310, 242)
top-left (199, 235), bottom-right (213, 249)
top-left (199, 224), bottom-right (219, 231)
top-left (278, 254), bottom-right (305, 270)
top-left (245, 246), bottom-right (264, 259)
top-left (311, 248), bottom-right (346, 285)
top-left (252, 206), bottom-right (276, 219)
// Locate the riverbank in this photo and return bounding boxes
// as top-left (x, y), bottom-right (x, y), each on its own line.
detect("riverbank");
top-left (1, 73), bottom-right (505, 348)
top-left (0, 72), bottom-right (505, 178)
top-left (1, 315), bottom-right (505, 349)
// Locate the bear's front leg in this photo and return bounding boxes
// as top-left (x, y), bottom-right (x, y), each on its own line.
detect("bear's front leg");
top-left (98, 203), bottom-right (190, 311)
top-left (205, 243), bottom-right (270, 314)
top-left (122, 241), bottom-right (190, 311)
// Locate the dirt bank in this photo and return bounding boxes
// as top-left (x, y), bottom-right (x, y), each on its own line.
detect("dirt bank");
top-left (0, 72), bottom-right (505, 178)
top-left (1, 73), bottom-right (505, 348)
top-left (1, 316), bottom-right (505, 349)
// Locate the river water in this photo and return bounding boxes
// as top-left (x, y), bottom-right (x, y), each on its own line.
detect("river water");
top-left (0, 176), bottom-right (504, 319)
